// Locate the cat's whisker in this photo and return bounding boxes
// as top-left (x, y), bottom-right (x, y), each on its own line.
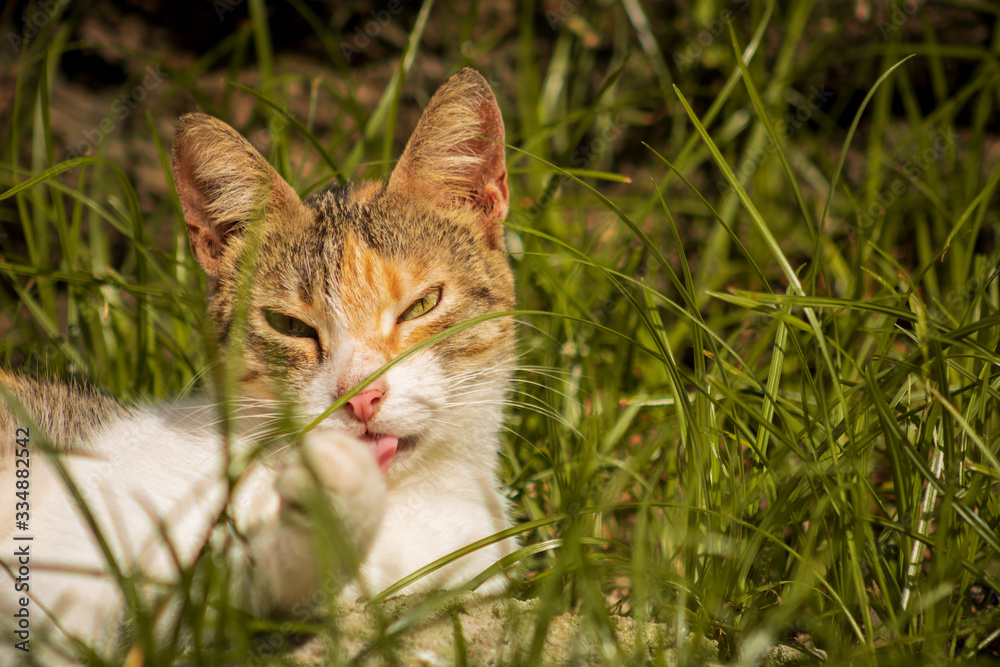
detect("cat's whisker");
top-left (446, 397), bottom-right (553, 415)
top-left (263, 442), bottom-right (294, 459)
top-left (496, 424), bottom-right (555, 455)
top-left (445, 398), bottom-right (580, 436)
top-left (170, 398), bottom-right (284, 423)
top-left (445, 364), bottom-right (514, 386)
top-left (508, 384), bottom-right (581, 408)
top-left (422, 417), bottom-right (465, 431)
top-left (504, 389), bottom-right (565, 408)
top-left (192, 408), bottom-right (281, 429)
top-left (179, 359), bottom-right (223, 395)
top-left (446, 362), bottom-right (569, 394)
top-left (446, 387), bottom-right (566, 417)
top-left (448, 379), bottom-right (561, 401)
top-left (446, 381), bottom-right (508, 396)
top-left (513, 368), bottom-right (573, 385)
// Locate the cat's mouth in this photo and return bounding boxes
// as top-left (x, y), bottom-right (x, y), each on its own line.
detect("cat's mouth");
top-left (358, 432), bottom-right (416, 474)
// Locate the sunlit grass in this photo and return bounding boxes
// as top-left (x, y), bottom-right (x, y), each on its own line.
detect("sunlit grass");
top-left (2, 0), bottom-right (1000, 664)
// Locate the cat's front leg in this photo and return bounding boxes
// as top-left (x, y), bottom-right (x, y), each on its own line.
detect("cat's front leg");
top-left (243, 430), bottom-right (386, 615)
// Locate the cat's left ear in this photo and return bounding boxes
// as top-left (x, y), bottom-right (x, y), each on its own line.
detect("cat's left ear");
top-left (388, 68), bottom-right (509, 249)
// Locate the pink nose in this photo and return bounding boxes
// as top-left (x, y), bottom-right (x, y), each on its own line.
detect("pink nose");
top-left (347, 388), bottom-right (383, 423)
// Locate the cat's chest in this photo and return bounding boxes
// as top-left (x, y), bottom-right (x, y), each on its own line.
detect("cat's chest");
top-left (353, 468), bottom-right (518, 595)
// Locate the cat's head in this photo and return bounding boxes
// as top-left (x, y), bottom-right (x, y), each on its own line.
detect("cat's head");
top-left (171, 68), bottom-right (515, 477)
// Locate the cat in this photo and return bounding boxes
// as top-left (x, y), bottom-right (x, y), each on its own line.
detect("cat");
top-left (0, 67), bottom-right (518, 664)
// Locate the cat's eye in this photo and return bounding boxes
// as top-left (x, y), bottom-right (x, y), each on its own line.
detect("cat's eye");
top-left (398, 287), bottom-right (442, 323)
top-left (264, 310), bottom-right (318, 339)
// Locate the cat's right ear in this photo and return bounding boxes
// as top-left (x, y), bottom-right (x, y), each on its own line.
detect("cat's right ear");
top-left (171, 113), bottom-right (306, 278)
top-left (387, 68), bottom-right (509, 250)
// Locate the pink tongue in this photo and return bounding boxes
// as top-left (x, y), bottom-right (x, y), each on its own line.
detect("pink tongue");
top-left (373, 435), bottom-right (398, 474)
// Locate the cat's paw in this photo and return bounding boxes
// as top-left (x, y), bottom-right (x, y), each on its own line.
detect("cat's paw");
top-left (245, 433), bottom-right (385, 615)
top-left (275, 430), bottom-right (387, 553)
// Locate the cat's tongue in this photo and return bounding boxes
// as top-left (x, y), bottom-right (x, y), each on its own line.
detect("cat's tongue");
top-left (364, 434), bottom-right (398, 474)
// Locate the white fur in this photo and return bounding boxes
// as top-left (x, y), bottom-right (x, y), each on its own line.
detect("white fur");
top-left (0, 340), bottom-right (515, 664)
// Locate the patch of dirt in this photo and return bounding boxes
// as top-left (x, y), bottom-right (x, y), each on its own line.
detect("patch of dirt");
top-left (283, 593), bottom-right (818, 666)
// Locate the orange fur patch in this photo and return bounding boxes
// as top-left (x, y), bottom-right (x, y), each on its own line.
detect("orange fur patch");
top-left (338, 232), bottom-right (458, 361)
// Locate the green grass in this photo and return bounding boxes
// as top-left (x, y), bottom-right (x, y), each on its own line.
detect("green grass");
top-left (3, 0), bottom-right (1000, 664)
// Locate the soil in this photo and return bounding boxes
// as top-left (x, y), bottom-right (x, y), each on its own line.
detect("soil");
top-left (286, 593), bottom-right (817, 666)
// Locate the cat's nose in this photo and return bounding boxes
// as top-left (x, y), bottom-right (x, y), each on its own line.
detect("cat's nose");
top-left (347, 388), bottom-right (383, 423)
